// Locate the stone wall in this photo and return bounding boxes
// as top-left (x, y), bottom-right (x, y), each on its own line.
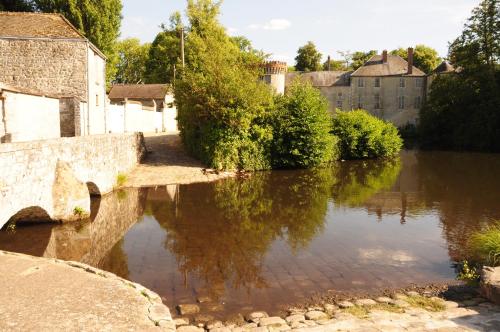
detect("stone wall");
top-left (0, 39), bottom-right (87, 100)
top-left (59, 97), bottom-right (83, 137)
top-left (0, 133), bottom-right (146, 229)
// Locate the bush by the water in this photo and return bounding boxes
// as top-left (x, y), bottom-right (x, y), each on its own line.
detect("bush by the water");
top-left (469, 223), bottom-right (500, 266)
top-left (271, 81), bottom-right (338, 168)
top-left (331, 110), bottom-right (403, 160)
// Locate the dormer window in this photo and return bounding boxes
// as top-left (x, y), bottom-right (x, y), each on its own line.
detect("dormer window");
top-left (374, 77), bottom-right (381, 87)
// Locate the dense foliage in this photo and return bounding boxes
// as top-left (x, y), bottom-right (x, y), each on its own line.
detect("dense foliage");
top-left (174, 0), bottom-right (274, 171)
top-left (114, 38), bottom-right (151, 84)
top-left (391, 45), bottom-right (441, 74)
top-left (294, 41), bottom-right (322, 72)
top-left (331, 110), bottom-right (403, 160)
top-left (351, 50), bottom-right (377, 70)
top-left (144, 13), bottom-right (183, 84)
top-left (419, 0), bottom-right (500, 151)
top-left (271, 81), bottom-right (338, 168)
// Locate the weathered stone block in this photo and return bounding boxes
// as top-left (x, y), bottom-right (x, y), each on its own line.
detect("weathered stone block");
top-left (481, 266), bottom-right (500, 305)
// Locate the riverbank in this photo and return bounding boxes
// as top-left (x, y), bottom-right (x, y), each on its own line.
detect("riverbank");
top-left (126, 133), bottom-right (234, 187)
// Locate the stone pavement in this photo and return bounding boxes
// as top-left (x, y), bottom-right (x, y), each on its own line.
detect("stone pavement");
top-left (0, 251), bottom-right (174, 332)
top-left (126, 133), bottom-right (234, 187)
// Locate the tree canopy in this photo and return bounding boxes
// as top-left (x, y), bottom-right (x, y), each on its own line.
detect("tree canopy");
top-left (351, 50), bottom-right (377, 70)
top-left (419, 0), bottom-right (500, 152)
top-left (114, 38), bottom-right (151, 84)
top-left (294, 41), bottom-right (322, 72)
top-left (391, 45), bottom-right (441, 74)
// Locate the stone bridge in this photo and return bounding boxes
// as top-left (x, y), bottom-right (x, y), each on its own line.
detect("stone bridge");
top-left (0, 133), bottom-right (145, 229)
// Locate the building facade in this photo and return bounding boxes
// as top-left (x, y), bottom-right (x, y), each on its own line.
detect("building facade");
top-left (0, 12), bottom-right (107, 139)
top-left (271, 48), bottom-right (435, 127)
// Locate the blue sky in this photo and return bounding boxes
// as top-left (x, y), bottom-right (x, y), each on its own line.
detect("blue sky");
top-left (121, 0), bottom-right (481, 64)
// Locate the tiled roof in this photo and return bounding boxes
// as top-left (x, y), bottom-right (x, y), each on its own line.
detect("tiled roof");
top-left (433, 61), bottom-right (455, 74)
top-left (351, 54), bottom-right (426, 77)
top-left (0, 12), bottom-right (84, 39)
top-left (286, 71), bottom-right (351, 87)
top-left (108, 84), bottom-right (172, 100)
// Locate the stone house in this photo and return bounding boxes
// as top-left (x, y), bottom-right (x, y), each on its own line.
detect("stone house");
top-left (273, 48), bottom-right (433, 127)
top-left (0, 12), bottom-right (106, 140)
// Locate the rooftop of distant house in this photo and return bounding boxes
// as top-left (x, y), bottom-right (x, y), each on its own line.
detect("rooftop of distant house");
top-left (0, 11), bottom-right (105, 58)
top-left (351, 52), bottom-right (426, 77)
top-left (108, 84), bottom-right (172, 100)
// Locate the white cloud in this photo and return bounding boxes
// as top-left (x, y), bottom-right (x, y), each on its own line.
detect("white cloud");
top-left (248, 19), bottom-right (291, 31)
top-left (227, 27), bottom-right (239, 35)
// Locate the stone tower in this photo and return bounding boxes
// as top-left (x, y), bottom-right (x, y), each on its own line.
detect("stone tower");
top-left (262, 61), bottom-right (287, 95)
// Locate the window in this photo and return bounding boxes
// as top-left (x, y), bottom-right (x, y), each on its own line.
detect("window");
top-left (398, 96), bottom-right (405, 109)
top-left (357, 95), bottom-right (363, 109)
top-left (358, 78), bottom-right (365, 88)
top-left (414, 96), bottom-right (422, 109)
top-left (374, 93), bottom-right (381, 109)
top-left (336, 100), bottom-right (343, 108)
top-left (399, 78), bottom-right (406, 88)
top-left (374, 77), bottom-right (381, 87)
top-left (415, 78), bottom-right (423, 88)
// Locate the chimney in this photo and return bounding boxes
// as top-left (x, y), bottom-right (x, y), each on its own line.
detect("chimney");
top-left (382, 50), bottom-right (388, 63)
top-left (407, 47), bottom-right (414, 75)
top-left (327, 55), bottom-right (331, 71)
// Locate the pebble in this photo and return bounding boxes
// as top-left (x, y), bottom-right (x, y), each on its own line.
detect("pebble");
top-left (354, 299), bottom-right (377, 306)
top-left (444, 301), bottom-right (459, 309)
top-left (324, 303), bottom-right (338, 315)
top-left (209, 328), bottom-right (231, 332)
top-left (303, 320), bottom-right (317, 327)
top-left (393, 293), bottom-right (408, 300)
top-left (285, 314), bottom-right (305, 324)
top-left (177, 304), bottom-right (200, 315)
top-left (305, 310), bottom-right (329, 321)
top-left (338, 300), bottom-right (355, 308)
top-left (242, 323), bottom-right (258, 329)
top-left (259, 317), bottom-right (287, 328)
top-left (177, 326), bottom-right (204, 332)
top-left (249, 327), bottom-right (269, 332)
top-left (194, 314), bottom-right (215, 324)
top-left (376, 297), bottom-right (395, 304)
top-left (246, 311), bottom-right (269, 323)
top-left (307, 306), bottom-right (324, 312)
top-left (174, 317), bottom-right (190, 326)
top-left (287, 308), bottom-right (306, 315)
top-left (206, 320), bottom-right (223, 330)
top-left (406, 291), bottom-right (420, 297)
top-left (290, 321), bottom-right (307, 329)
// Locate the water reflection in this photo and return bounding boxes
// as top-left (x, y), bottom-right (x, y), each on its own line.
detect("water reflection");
top-left (1, 151), bottom-right (500, 317)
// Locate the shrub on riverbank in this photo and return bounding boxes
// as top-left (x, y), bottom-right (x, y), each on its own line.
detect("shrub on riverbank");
top-left (331, 110), bottom-right (403, 160)
top-left (469, 223), bottom-right (500, 266)
top-left (270, 81), bottom-right (338, 168)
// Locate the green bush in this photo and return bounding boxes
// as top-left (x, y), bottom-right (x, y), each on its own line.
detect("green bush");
top-left (271, 80), bottom-right (338, 168)
top-left (331, 110), bottom-right (403, 160)
top-left (469, 223), bottom-right (500, 266)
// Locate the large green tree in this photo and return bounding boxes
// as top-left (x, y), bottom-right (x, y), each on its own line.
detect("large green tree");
top-left (391, 45), bottom-right (441, 74)
top-left (0, 0), bottom-right (34, 10)
top-left (294, 41), bottom-right (322, 72)
top-left (419, 0), bottom-right (500, 151)
top-left (114, 38), bottom-right (151, 84)
top-left (6, 0), bottom-right (123, 84)
top-left (174, 0), bottom-right (274, 171)
top-left (144, 12), bottom-right (183, 84)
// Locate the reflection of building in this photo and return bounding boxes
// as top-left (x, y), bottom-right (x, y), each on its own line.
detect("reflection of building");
top-left (266, 48), bottom-right (456, 127)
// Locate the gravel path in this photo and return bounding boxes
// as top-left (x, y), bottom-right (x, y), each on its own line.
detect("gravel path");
top-left (126, 133), bottom-right (234, 187)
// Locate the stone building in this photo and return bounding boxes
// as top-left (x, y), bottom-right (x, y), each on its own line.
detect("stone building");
top-left (275, 48), bottom-right (435, 127)
top-left (263, 61), bottom-right (288, 95)
top-left (0, 12), bottom-right (106, 139)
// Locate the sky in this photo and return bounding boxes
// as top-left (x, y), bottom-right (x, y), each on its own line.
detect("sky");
top-left (121, 0), bottom-right (482, 64)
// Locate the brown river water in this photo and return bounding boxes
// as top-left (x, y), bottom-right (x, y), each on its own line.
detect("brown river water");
top-left (2, 150), bottom-right (500, 318)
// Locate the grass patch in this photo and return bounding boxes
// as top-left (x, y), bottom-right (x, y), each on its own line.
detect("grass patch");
top-left (469, 222), bottom-right (500, 266)
top-left (73, 206), bottom-right (87, 217)
top-left (342, 305), bottom-right (369, 318)
top-left (116, 173), bottom-right (128, 188)
top-left (372, 303), bottom-right (405, 313)
top-left (405, 295), bottom-right (446, 312)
